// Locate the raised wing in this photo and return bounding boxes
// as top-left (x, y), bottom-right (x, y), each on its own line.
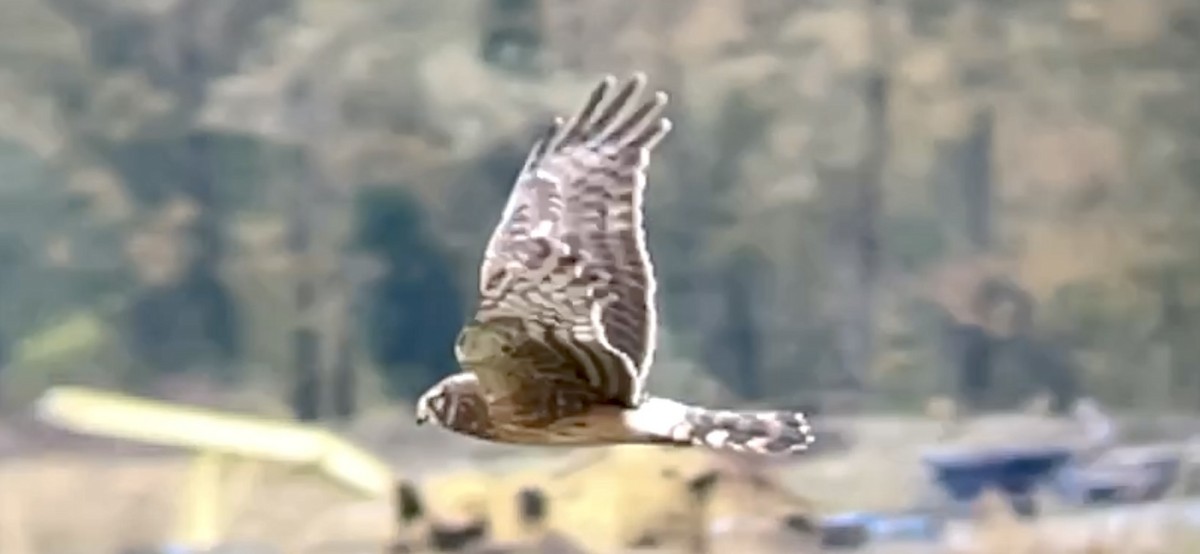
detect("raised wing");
top-left (475, 73), bottom-right (671, 406)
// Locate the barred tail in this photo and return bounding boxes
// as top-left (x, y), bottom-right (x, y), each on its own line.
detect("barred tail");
top-left (682, 407), bottom-right (816, 454)
top-left (626, 397), bottom-right (816, 455)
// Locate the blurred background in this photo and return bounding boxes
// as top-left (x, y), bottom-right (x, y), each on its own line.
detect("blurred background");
top-left (1, 0), bottom-right (1199, 552)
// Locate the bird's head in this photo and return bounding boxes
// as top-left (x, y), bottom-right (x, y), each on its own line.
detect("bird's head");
top-left (454, 319), bottom-right (522, 368)
top-left (414, 384), bottom-right (448, 427)
top-left (414, 373), bottom-right (483, 430)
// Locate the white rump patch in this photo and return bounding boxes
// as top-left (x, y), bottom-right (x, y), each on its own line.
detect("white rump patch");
top-left (623, 396), bottom-right (691, 439)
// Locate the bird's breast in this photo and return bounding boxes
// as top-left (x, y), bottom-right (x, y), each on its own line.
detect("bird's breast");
top-left (483, 405), bottom-right (635, 446)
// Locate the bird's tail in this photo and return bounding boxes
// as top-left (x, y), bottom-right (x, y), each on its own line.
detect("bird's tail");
top-left (627, 396), bottom-right (816, 455)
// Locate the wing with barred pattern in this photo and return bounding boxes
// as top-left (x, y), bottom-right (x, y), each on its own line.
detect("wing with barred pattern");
top-left (473, 73), bottom-right (671, 407)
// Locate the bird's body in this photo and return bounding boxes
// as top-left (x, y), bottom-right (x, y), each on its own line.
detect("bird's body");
top-left (423, 370), bottom-right (666, 447)
top-left (415, 73), bottom-right (815, 455)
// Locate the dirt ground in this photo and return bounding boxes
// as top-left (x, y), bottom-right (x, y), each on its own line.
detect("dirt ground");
top-left (2, 410), bottom-right (1199, 553)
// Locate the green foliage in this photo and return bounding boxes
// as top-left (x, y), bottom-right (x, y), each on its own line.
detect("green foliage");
top-left (0, 140), bottom-right (131, 359)
top-left (15, 310), bottom-right (105, 365)
top-left (2, 308), bottom-right (132, 406)
top-left (1, 0), bottom-right (1199, 414)
top-left (353, 185), bottom-right (465, 399)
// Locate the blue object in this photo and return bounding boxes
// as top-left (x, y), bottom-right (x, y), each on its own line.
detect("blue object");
top-left (820, 513), bottom-right (871, 549)
top-left (1054, 452), bottom-right (1183, 505)
top-left (821, 510), bottom-right (943, 548)
top-left (868, 512), bottom-right (943, 540)
top-left (921, 445), bottom-right (1074, 513)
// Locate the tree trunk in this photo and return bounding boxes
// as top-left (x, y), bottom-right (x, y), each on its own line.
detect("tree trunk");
top-left (288, 162), bottom-right (322, 420)
top-left (820, 71), bottom-right (888, 403)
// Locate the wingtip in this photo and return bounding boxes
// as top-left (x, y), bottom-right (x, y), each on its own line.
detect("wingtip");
top-left (581, 75), bottom-right (617, 111)
top-left (593, 72), bottom-right (659, 101)
top-left (657, 117), bottom-right (676, 136)
top-left (597, 74), bottom-right (618, 91)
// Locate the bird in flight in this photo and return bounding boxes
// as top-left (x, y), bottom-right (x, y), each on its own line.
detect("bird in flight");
top-left (415, 73), bottom-right (815, 454)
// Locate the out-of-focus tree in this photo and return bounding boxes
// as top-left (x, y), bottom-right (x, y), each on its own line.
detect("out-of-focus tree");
top-left (354, 187), bottom-right (463, 400)
top-left (33, 0), bottom-right (293, 383)
top-left (1, 0), bottom-right (1198, 417)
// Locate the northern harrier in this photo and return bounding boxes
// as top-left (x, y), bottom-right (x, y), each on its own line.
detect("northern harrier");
top-left (415, 73), bottom-right (815, 454)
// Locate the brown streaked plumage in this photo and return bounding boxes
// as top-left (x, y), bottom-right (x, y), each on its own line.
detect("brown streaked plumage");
top-left (415, 73), bottom-right (815, 455)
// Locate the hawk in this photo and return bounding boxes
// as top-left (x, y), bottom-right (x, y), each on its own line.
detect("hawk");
top-left (415, 73), bottom-right (815, 454)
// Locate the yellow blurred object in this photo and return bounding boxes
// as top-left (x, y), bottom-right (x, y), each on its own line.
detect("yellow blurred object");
top-left (418, 469), bottom-right (495, 526)
top-left (34, 386), bottom-right (396, 550)
top-left (179, 451), bottom-right (225, 548)
top-left (546, 445), bottom-right (713, 552)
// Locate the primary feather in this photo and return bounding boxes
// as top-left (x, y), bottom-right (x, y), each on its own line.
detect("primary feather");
top-left (474, 73), bottom-right (669, 407)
